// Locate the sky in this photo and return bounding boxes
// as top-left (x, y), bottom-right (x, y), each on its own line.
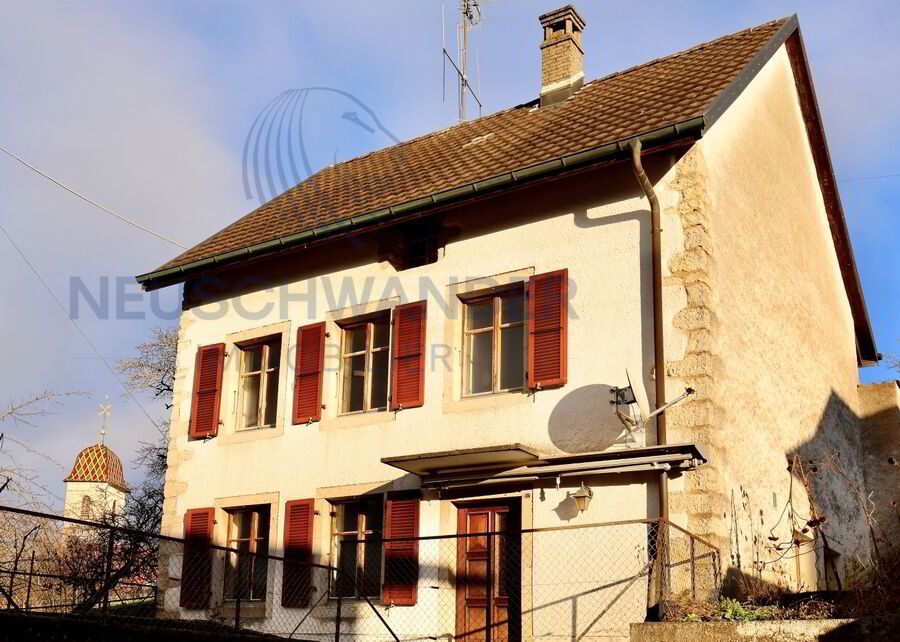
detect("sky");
top-left (0, 0), bottom-right (897, 509)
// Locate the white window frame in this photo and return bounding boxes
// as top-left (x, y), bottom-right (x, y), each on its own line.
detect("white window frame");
top-left (237, 337), bottom-right (281, 430)
top-left (338, 315), bottom-right (391, 415)
top-left (329, 496), bottom-right (385, 599)
top-left (462, 288), bottom-right (526, 397)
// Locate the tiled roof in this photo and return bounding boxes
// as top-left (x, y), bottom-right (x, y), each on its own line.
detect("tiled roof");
top-left (65, 444), bottom-right (128, 492)
top-left (149, 17), bottom-right (788, 275)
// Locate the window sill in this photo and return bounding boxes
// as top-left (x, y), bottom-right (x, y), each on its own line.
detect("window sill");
top-left (319, 409), bottom-right (395, 432)
top-left (218, 424), bottom-right (284, 446)
top-left (443, 389), bottom-right (533, 415)
top-left (217, 601), bottom-right (268, 620)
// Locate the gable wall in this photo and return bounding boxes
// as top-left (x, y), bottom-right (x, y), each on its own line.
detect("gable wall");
top-left (663, 43), bottom-right (869, 592)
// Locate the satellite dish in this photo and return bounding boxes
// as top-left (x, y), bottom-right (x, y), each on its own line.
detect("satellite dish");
top-left (626, 368), bottom-right (651, 423)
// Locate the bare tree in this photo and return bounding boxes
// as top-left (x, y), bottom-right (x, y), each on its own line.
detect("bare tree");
top-left (118, 326), bottom-right (178, 408)
top-left (0, 390), bottom-right (83, 507)
top-left (115, 325), bottom-right (177, 534)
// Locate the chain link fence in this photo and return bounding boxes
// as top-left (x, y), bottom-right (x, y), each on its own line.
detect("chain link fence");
top-left (1, 505), bottom-right (719, 640)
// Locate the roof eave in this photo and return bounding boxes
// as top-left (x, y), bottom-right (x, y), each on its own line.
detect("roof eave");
top-left (136, 118), bottom-right (705, 291)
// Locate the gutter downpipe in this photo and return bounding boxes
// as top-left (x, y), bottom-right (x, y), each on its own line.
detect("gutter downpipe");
top-left (628, 139), bottom-right (668, 524)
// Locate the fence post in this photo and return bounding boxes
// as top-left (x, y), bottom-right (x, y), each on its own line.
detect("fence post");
top-left (234, 551), bottom-right (243, 632)
top-left (334, 569), bottom-right (343, 642)
top-left (8, 554), bottom-right (19, 609)
top-left (486, 532), bottom-right (494, 642)
top-left (25, 552), bottom-right (35, 611)
top-left (102, 527), bottom-right (115, 613)
top-left (689, 537), bottom-right (696, 600)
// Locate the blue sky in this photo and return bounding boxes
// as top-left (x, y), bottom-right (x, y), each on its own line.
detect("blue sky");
top-left (0, 1), bottom-right (897, 507)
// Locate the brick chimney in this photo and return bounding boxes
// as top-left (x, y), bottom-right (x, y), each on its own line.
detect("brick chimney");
top-left (539, 5), bottom-right (587, 107)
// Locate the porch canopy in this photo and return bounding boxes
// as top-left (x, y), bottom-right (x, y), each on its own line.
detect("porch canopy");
top-left (381, 442), bottom-right (707, 491)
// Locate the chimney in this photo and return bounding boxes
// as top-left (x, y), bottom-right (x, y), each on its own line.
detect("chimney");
top-left (539, 5), bottom-right (587, 107)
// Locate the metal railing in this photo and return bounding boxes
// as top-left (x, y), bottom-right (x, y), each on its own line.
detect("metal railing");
top-left (0, 505), bottom-right (719, 640)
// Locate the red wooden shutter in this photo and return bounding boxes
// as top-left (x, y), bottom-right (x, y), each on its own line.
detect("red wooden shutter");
top-left (390, 302), bottom-right (426, 410)
top-left (180, 508), bottom-right (214, 608)
top-left (382, 496), bottom-right (420, 606)
top-left (527, 269), bottom-right (568, 389)
top-left (293, 323), bottom-right (326, 424)
top-left (282, 499), bottom-right (315, 607)
top-left (190, 344), bottom-right (225, 439)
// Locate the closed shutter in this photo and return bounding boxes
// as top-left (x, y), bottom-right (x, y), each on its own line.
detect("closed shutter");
top-left (282, 499), bottom-right (315, 607)
top-left (190, 344), bottom-right (225, 439)
top-left (527, 269), bottom-right (568, 389)
top-left (293, 323), bottom-right (326, 424)
top-left (390, 302), bottom-right (426, 410)
top-left (382, 496), bottom-right (420, 606)
top-left (180, 508), bottom-right (214, 608)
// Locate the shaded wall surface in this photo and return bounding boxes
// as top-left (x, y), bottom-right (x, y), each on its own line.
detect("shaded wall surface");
top-left (858, 380), bottom-right (900, 547)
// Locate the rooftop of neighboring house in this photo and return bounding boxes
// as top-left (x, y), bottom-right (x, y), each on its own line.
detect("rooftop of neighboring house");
top-left (135, 9), bottom-right (876, 365)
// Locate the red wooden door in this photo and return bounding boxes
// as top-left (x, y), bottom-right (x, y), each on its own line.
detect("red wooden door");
top-left (456, 503), bottom-right (521, 641)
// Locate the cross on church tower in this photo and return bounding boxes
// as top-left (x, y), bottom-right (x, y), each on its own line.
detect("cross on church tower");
top-left (97, 395), bottom-right (112, 445)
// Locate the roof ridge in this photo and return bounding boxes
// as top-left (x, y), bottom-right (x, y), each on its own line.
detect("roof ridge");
top-left (297, 17), bottom-right (791, 178)
top-left (582, 16), bottom-right (791, 90)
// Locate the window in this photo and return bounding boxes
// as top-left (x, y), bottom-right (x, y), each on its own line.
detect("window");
top-left (462, 289), bottom-right (525, 395)
top-left (224, 506), bottom-right (270, 601)
top-left (339, 315), bottom-right (390, 414)
top-left (330, 496), bottom-right (384, 598)
top-left (237, 337), bottom-right (281, 429)
top-left (80, 495), bottom-right (94, 520)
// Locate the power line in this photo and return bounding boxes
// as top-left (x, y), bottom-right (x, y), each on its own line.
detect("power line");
top-left (0, 221), bottom-right (168, 441)
top-left (838, 173), bottom-right (900, 183)
top-left (0, 144), bottom-right (187, 249)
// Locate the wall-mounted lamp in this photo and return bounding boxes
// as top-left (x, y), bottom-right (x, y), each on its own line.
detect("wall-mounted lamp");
top-left (572, 482), bottom-right (593, 513)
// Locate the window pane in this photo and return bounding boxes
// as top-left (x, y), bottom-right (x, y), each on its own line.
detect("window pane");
top-left (344, 325), bottom-right (366, 354)
top-left (363, 497), bottom-right (383, 533)
top-left (370, 350), bottom-right (389, 409)
top-left (252, 555), bottom-right (268, 599)
top-left (501, 292), bottom-right (525, 325)
top-left (466, 300), bottom-right (493, 330)
top-left (266, 341), bottom-right (281, 369)
top-left (337, 503), bottom-right (359, 534)
top-left (242, 346), bottom-right (263, 373)
top-left (467, 331), bottom-right (493, 394)
top-left (264, 370), bottom-right (279, 426)
top-left (499, 325), bottom-right (525, 390)
top-left (372, 318), bottom-right (390, 349)
top-left (234, 512), bottom-right (252, 540)
top-left (335, 537), bottom-right (357, 597)
top-left (241, 374), bottom-right (261, 427)
top-left (362, 539), bottom-right (383, 597)
top-left (256, 508), bottom-right (271, 541)
top-left (342, 355), bottom-right (366, 412)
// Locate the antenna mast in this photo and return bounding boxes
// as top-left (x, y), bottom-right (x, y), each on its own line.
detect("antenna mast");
top-left (443, 0), bottom-right (483, 122)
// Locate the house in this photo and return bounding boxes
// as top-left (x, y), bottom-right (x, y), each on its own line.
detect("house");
top-left (137, 6), bottom-right (880, 640)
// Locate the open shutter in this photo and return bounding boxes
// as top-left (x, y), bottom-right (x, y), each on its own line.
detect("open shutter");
top-left (190, 344), bottom-right (225, 439)
top-left (180, 508), bottom-right (214, 608)
top-left (527, 269), bottom-right (568, 389)
top-left (382, 496), bottom-right (420, 606)
top-left (293, 323), bottom-right (326, 424)
top-left (282, 499), bottom-right (315, 607)
top-left (390, 302), bottom-right (426, 410)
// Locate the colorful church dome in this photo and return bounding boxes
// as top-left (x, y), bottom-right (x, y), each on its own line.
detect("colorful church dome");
top-left (65, 443), bottom-right (128, 492)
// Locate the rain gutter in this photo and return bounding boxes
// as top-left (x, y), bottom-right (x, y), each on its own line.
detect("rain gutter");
top-left (136, 116), bottom-right (704, 290)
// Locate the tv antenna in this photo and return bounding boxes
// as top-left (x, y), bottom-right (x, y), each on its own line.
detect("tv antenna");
top-left (610, 369), bottom-right (694, 447)
top-left (443, 1), bottom-right (483, 121)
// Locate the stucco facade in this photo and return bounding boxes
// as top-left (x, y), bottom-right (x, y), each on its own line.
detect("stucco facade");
top-left (664, 45), bottom-right (873, 592)
top-left (155, 38), bottom-right (876, 641)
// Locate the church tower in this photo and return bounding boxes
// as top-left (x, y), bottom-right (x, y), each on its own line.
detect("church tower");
top-left (63, 443), bottom-right (128, 522)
